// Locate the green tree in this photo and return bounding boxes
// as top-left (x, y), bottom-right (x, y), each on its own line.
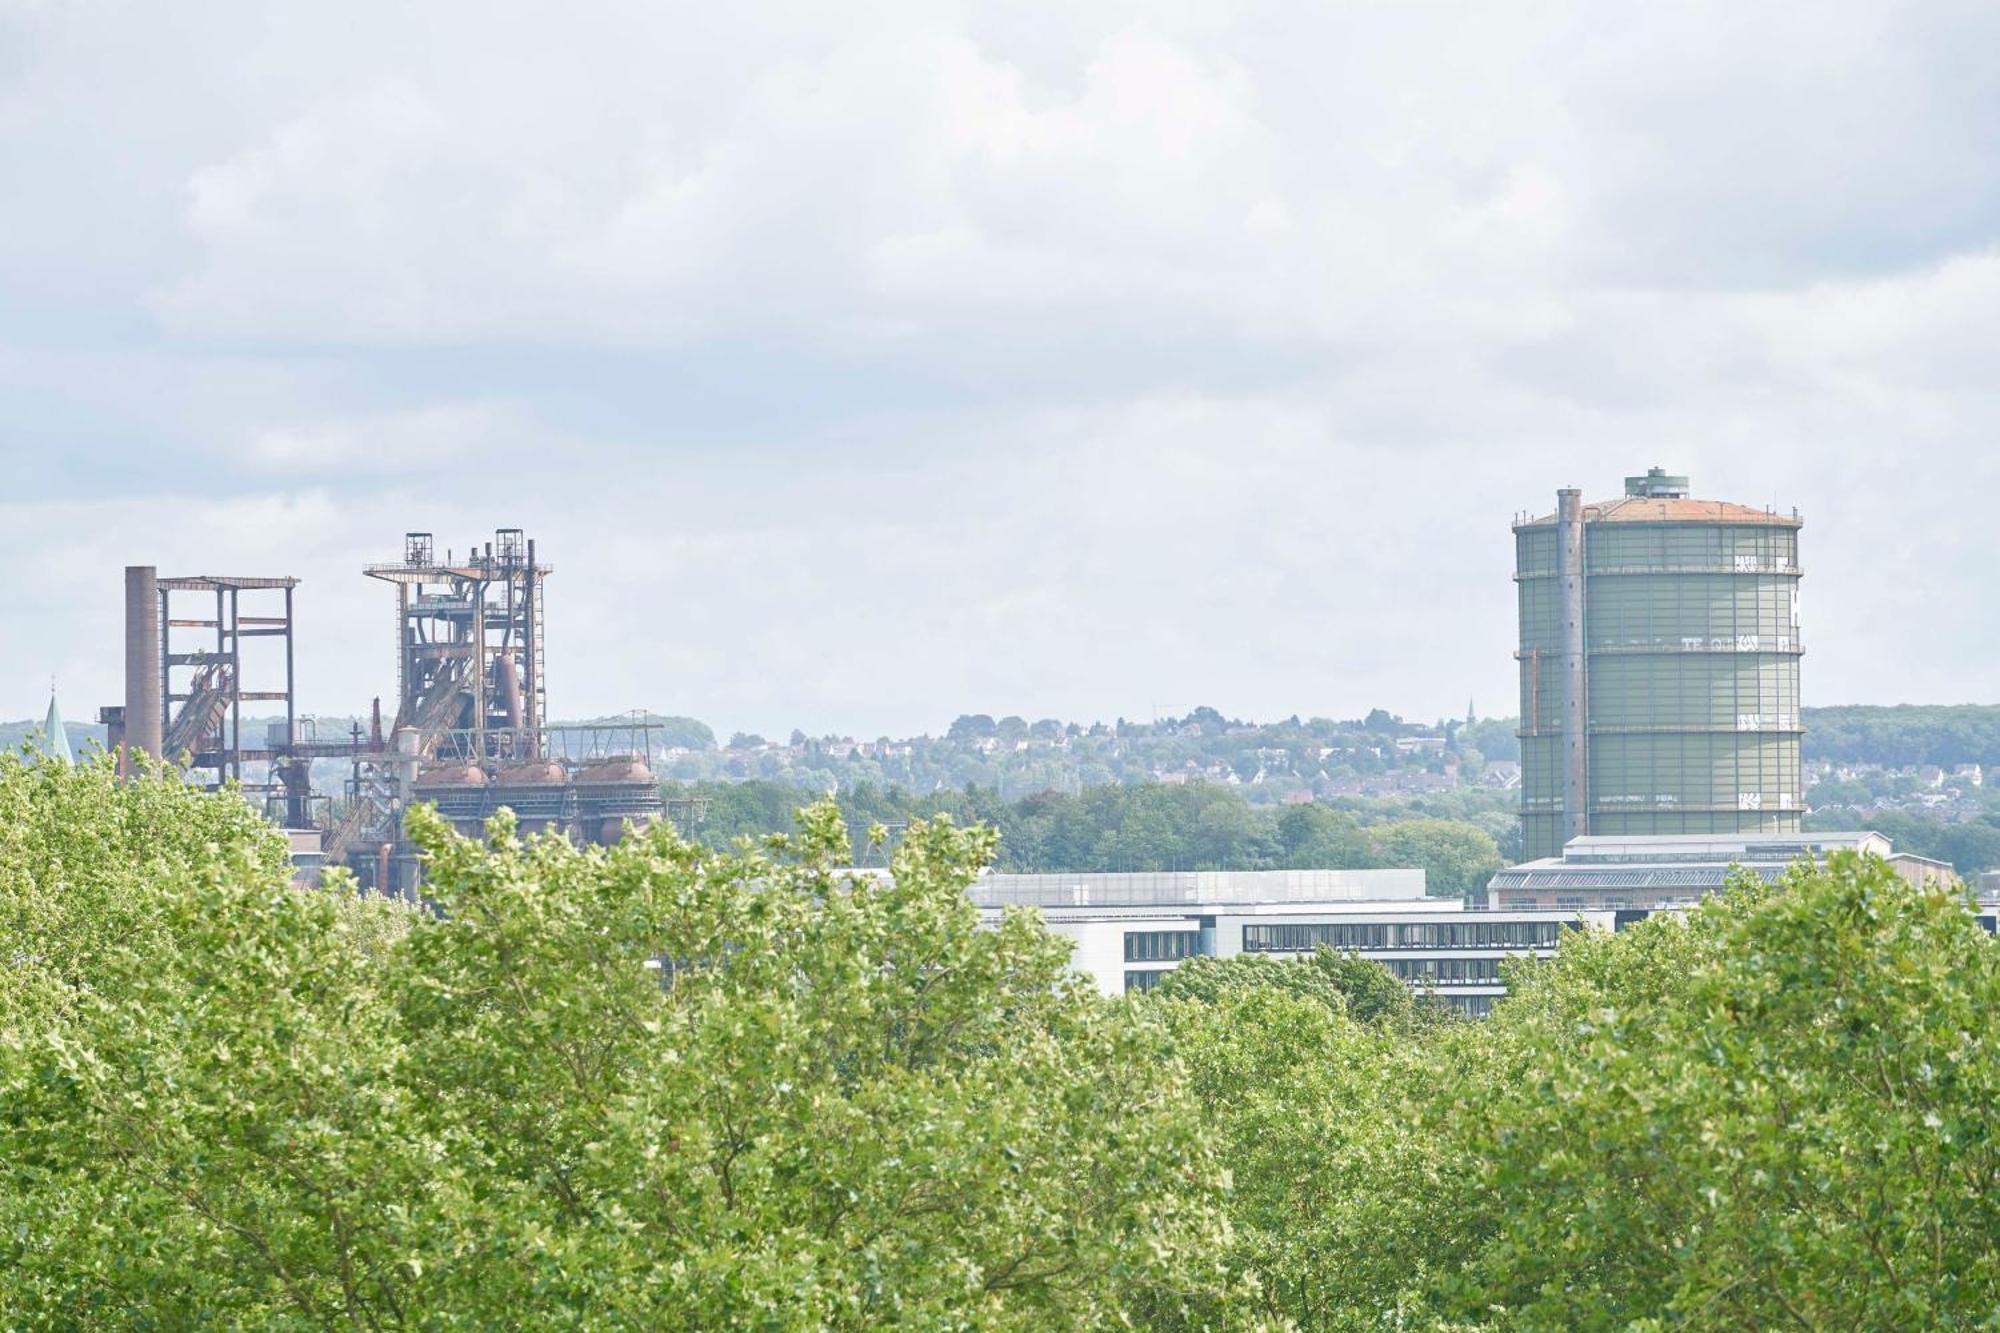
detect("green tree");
top-left (1274, 803), bottom-right (1371, 869)
top-left (1, 763), bottom-right (1244, 1327)
top-left (1369, 818), bottom-right (1502, 898)
top-left (1151, 952), bottom-right (1353, 1016)
top-left (1144, 954), bottom-right (1473, 1328)
top-left (1438, 856), bottom-right (2000, 1326)
top-left (946, 714), bottom-right (997, 741)
top-left (1149, 949), bottom-right (1431, 1032)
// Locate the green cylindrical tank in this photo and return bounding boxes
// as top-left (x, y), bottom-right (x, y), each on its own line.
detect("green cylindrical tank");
top-left (1515, 468), bottom-right (1803, 861)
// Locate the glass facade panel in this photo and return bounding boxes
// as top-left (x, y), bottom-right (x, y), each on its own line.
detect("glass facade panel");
top-left (1384, 956), bottom-right (1507, 985)
top-left (1587, 733), bottom-right (1801, 812)
top-left (1587, 524), bottom-right (1797, 573)
top-left (1124, 930), bottom-right (1201, 963)
top-left (1240, 920), bottom-right (1571, 952)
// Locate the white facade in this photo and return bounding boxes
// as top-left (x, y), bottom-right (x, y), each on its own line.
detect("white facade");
top-left (970, 868), bottom-right (1609, 1017)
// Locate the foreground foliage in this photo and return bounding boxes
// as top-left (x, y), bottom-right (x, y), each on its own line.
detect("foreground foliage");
top-left (1139, 855), bottom-right (2000, 1328)
top-left (0, 756), bottom-right (1238, 1328)
top-left (7, 754), bottom-right (2000, 1327)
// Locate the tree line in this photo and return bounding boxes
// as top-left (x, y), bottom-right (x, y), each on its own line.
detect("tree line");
top-left (684, 778), bottom-right (1509, 899)
top-left (1800, 703), bottom-right (2000, 768)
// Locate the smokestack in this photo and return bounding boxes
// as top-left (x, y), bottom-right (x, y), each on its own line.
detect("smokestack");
top-left (124, 565), bottom-right (162, 768)
top-left (1557, 490), bottom-right (1589, 847)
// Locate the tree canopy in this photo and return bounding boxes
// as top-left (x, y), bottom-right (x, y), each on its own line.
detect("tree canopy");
top-left (0, 755), bottom-right (1239, 1327)
top-left (690, 779), bottom-right (1504, 893)
top-left (1136, 854), bottom-right (2000, 1327)
top-left (8, 757), bottom-right (2000, 1327)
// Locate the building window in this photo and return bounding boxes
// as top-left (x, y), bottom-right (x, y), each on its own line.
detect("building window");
top-left (1124, 970), bottom-right (1167, 993)
top-left (1125, 930), bottom-right (1201, 962)
top-left (1240, 920), bottom-right (1570, 952)
top-left (1384, 956), bottom-right (1506, 985)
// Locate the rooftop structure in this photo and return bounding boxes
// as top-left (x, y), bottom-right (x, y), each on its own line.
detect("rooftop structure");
top-left (1487, 830), bottom-right (1955, 911)
top-left (1514, 467), bottom-right (1804, 860)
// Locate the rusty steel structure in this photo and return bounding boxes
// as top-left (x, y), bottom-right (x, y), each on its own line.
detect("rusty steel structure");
top-left (107, 530), bottom-right (666, 896)
top-left (366, 529), bottom-right (547, 764)
top-left (335, 531), bottom-right (663, 895)
top-left (158, 573), bottom-right (302, 792)
top-left (106, 566), bottom-right (316, 798)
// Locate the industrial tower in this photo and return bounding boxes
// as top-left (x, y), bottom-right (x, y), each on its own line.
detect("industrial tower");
top-left (1514, 468), bottom-right (1804, 861)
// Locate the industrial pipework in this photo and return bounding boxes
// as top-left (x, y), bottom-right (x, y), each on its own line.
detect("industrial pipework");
top-left (1556, 488), bottom-right (1588, 847)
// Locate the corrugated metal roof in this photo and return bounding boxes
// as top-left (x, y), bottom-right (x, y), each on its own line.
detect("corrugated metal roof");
top-left (1487, 866), bottom-right (1786, 891)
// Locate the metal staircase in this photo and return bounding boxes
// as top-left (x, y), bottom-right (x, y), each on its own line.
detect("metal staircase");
top-left (163, 663), bottom-right (232, 761)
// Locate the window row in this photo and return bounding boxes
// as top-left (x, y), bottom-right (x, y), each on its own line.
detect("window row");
top-left (1384, 957), bottom-right (1506, 985)
top-left (1125, 930), bottom-right (1201, 962)
top-left (1241, 921), bottom-right (1571, 952)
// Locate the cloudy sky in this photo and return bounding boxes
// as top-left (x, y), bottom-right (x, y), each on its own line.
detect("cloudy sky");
top-left (4, 1), bottom-right (1997, 737)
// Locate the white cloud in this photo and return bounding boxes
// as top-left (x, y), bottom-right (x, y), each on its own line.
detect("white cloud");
top-left (1, 0), bottom-right (1998, 732)
top-left (241, 401), bottom-right (530, 474)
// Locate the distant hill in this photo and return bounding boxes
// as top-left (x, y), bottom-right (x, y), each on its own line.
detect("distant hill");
top-left (1467, 706), bottom-right (2000, 770)
top-left (1800, 705), bottom-right (2000, 769)
top-left (19, 702), bottom-right (2000, 790)
top-left (0, 717), bottom-right (108, 754)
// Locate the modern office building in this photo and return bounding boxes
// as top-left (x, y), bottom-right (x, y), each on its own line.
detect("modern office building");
top-left (1487, 830), bottom-right (1958, 911)
top-left (1515, 467), bottom-right (1805, 860)
top-left (968, 869), bottom-right (1593, 1017)
top-left (968, 838), bottom-right (1974, 1017)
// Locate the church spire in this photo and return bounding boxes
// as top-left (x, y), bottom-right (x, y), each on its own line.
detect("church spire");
top-left (42, 684), bottom-right (73, 764)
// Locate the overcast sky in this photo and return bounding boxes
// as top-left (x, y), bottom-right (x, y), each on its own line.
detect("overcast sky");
top-left (4, 1), bottom-right (1997, 737)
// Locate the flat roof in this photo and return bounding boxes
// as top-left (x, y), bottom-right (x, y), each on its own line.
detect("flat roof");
top-left (1491, 830), bottom-right (1902, 892)
top-left (1551, 831), bottom-right (1889, 863)
top-left (158, 574), bottom-right (300, 591)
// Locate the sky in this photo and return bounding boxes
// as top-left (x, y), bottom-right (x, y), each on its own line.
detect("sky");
top-left (3, 1), bottom-right (1998, 738)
